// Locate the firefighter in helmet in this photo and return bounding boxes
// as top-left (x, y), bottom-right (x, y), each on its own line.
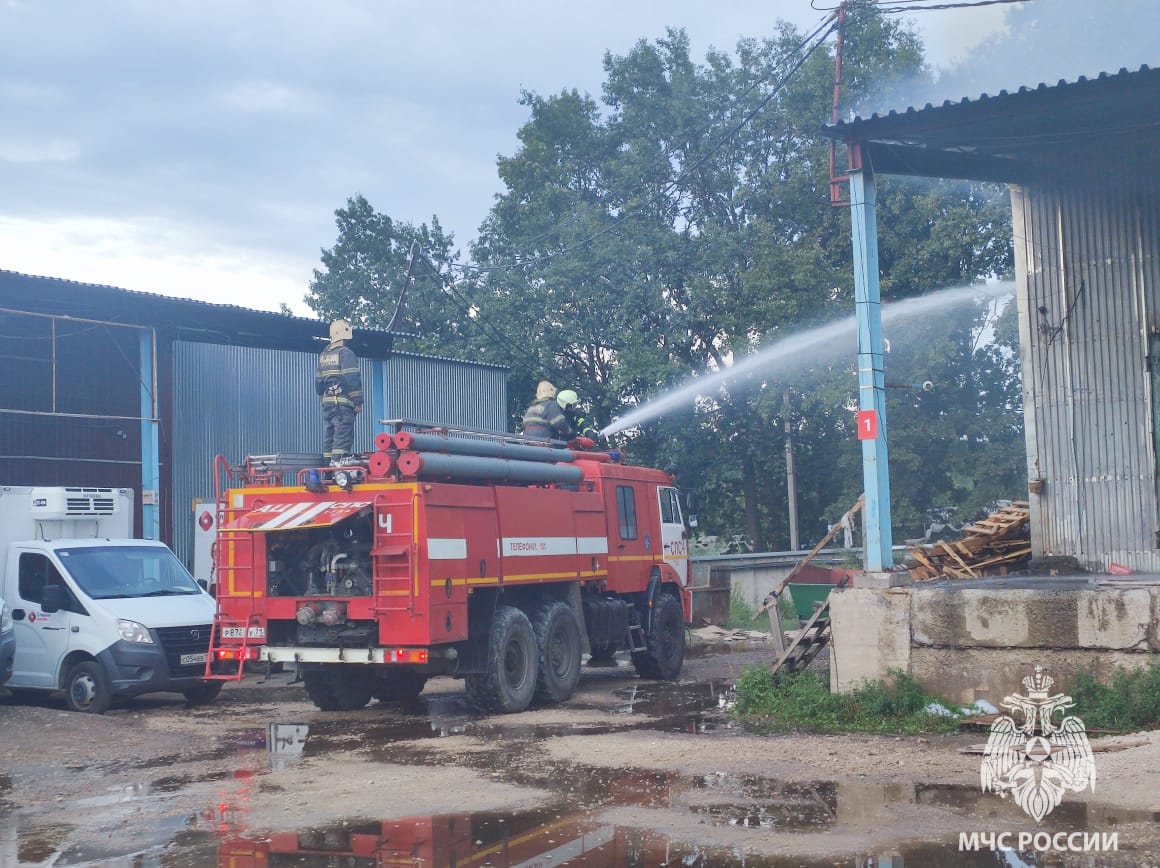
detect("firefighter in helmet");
top-left (315, 319), bottom-right (363, 465)
top-left (556, 389), bottom-right (601, 444)
top-left (521, 380), bottom-right (571, 440)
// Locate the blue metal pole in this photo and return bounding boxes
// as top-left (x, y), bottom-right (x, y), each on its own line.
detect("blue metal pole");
top-left (139, 329), bottom-right (160, 540)
top-left (849, 164), bottom-right (893, 569)
top-left (374, 359), bottom-right (388, 438)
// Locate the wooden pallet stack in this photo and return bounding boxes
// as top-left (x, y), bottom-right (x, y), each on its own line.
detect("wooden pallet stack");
top-left (908, 501), bottom-right (1032, 581)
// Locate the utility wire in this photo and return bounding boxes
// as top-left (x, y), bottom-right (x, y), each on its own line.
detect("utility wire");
top-left (415, 256), bottom-right (527, 366)
top-left (484, 9), bottom-right (840, 263)
top-left (813, 0), bottom-right (1028, 10)
top-left (430, 13), bottom-right (839, 279)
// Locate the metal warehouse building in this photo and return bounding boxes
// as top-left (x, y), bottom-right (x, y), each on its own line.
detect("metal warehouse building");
top-left (0, 270), bottom-right (507, 568)
top-left (825, 64), bottom-right (1160, 573)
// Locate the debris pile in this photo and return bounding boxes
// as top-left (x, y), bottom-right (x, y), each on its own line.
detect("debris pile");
top-left (908, 501), bottom-right (1031, 580)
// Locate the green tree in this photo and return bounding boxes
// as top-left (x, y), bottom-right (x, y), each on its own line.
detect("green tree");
top-left (306, 8), bottom-right (1020, 550)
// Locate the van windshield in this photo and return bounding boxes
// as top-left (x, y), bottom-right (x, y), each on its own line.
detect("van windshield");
top-left (55, 546), bottom-right (204, 600)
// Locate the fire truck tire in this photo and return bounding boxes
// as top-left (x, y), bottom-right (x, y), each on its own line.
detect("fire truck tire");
top-left (631, 592), bottom-right (685, 681)
top-left (532, 601), bottom-right (582, 704)
top-left (65, 661), bottom-right (112, 714)
top-left (373, 670), bottom-right (428, 703)
top-left (182, 681), bottom-right (223, 705)
top-left (302, 669), bottom-right (343, 710)
top-left (465, 605), bottom-right (538, 714)
top-left (330, 667), bottom-right (374, 710)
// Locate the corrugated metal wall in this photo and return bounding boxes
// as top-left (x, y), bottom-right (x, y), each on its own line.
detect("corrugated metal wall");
top-left (1013, 168), bottom-right (1160, 571)
top-left (0, 311), bottom-right (149, 535)
top-left (381, 352), bottom-right (508, 432)
top-left (171, 342), bottom-right (506, 566)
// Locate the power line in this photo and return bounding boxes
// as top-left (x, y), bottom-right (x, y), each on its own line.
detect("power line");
top-left (429, 13), bottom-right (839, 279)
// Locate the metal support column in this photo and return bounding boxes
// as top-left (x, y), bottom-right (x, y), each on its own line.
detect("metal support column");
top-left (139, 329), bottom-right (160, 540)
top-left (848, 155), bottom-right (893, 569)
top-left (374, 359), bottom-right (389, 438)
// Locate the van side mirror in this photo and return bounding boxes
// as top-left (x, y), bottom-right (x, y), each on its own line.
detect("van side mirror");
top-left (41, 584), bottom-right (64, 614)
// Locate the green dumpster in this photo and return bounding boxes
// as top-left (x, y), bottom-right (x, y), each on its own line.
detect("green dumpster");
top-left (785, 583), bottom-right (834, 623)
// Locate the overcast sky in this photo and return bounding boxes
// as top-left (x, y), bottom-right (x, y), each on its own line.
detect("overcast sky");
top-left (0, 1), bottom-right (1144, 317)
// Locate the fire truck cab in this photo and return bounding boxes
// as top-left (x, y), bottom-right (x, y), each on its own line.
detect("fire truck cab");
top-left (209, 425), bottom-right (691, 714)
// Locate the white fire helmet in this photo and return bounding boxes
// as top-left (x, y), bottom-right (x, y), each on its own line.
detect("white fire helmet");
top-left (329, 319), bottom-right (354, 342)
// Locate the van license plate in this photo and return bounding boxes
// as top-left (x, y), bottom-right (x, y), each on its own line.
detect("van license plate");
top-left (181, 653), bottom-right (208, 665)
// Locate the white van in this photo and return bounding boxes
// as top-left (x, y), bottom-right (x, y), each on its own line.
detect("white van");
top-left (0, 594), bottom-right (13, 684)
top-left (0, 486), bottom-right (219, 713)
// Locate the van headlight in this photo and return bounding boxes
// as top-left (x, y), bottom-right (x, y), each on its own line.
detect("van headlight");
top-left (0, 605), bottom-right (11, 634)
top-left (117, 619), bottom-right (154, 644)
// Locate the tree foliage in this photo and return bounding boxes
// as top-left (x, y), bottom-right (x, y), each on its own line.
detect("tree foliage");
top-left (306, 7), bottom-right (1021, 549)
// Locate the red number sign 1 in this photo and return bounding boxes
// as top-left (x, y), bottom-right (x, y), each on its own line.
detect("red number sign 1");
top-left (856, 410), bottom-right (878, 441)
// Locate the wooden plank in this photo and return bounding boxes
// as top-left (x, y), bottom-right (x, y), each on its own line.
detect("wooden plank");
top-left (937, 540), bottom-right (978, 577)
top-left (755, 496), bottom-right (862, 619)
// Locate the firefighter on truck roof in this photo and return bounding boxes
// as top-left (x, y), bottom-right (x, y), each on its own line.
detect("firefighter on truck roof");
top-left (521, 379), bottom-right (571, 440)
top-left (315, 319), bottom-right (363, 465)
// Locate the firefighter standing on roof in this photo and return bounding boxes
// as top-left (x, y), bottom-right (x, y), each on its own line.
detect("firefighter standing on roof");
top-left (315, 319), bottom-right (363, 464)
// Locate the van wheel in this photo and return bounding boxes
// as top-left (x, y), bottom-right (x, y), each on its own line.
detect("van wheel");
top-left (65, 661), bottom-right (112, 714)
top-left (465, 605), bottom-right (537, 714)
top-left (183, 681), bottom-right (224, 706)
top-left (631, 593), bottom-right (686, 680)
top-left (532, 601), bottom-right (582, 704)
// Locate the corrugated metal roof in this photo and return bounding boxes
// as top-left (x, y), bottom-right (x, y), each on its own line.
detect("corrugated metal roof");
top-left (830, 64), bottom-right (1156, 131)
top-left (823, 65), bottom-right (1160, 185)
top-left (0, 269), bottom-right (505, 368)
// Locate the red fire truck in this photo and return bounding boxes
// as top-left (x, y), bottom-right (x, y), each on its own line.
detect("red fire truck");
top-left (206, 424), bottom-right (691, 713)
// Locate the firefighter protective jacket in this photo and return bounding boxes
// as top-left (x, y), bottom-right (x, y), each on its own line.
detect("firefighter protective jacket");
top-left (566, 409), bottom-right (598, 439)
top-left (521, 397), bottom-right (571, 439)
top-left (315, 340), bottom-right (364, 408)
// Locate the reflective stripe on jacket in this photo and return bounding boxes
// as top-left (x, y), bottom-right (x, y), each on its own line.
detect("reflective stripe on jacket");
top-left (315, 341), bottom-right (363, 408)
top-left (521, 397), bottom-right (570, 438)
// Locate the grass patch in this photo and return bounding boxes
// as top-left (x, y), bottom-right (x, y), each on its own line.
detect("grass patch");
top-left (1068, 665), bottom-right (1160, 733)
top-left (725, 592), bottom-right (795, 631)
top-left (732, 667), bottom-right (963, 734)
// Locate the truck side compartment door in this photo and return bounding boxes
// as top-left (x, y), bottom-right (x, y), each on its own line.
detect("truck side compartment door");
top-left (8, 551), bottom-right (79, 689)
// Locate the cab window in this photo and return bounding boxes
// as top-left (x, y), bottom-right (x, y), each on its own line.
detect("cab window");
top-left (18, 553), bottom-right (82, 612)
top-left (659, 488), bottom-right (682, 525)
top-left (616, 486), bottom-right (638, 540)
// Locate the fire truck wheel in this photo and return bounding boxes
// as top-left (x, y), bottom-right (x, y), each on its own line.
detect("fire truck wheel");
top-left (465, 605), bottom-right (538, 714)
top-left (182, 681), bottom-right (224, 705)
top-left (373, 670), bottom-right (428, 703)
top-left (330, 667), bottom-right (374, 710)
top-left (532, 601), bottom-right (582, 704)
top-left (65, 661), bottom-right (112, 714)
top-left (631, 592), bottom-right (685, 681)
top-left (302, 668), bottom-right (343, 711)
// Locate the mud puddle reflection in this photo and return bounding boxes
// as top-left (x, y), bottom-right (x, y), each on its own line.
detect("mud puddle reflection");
top-left (203, 794), bottom-right (1152, 867)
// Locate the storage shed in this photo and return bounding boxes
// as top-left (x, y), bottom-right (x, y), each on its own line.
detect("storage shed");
top-left (0, 270), bottom-right (508, 568)
top-left (824, 65), bottom-right (1160, 573)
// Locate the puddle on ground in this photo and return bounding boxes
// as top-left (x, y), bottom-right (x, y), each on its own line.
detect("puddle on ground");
top-left (198, 801), bottom-right (1155, 867)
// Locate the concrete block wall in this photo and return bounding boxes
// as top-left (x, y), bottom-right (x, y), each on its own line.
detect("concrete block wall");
top-left (829, 584), bottom-right (1160, 705)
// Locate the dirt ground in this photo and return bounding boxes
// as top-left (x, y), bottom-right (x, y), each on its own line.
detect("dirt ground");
top-left (2, 643), bottom-right (1159, 866)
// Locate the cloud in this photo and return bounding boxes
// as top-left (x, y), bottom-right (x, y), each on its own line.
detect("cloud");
top-left (0, 0), bottom-right (1042, 317)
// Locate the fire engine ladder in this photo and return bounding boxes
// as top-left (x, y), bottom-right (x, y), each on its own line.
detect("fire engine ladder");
top-left (372, 489), bottom-right (418, 615)
top-left (203, 455), bottom-right (262, 682)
